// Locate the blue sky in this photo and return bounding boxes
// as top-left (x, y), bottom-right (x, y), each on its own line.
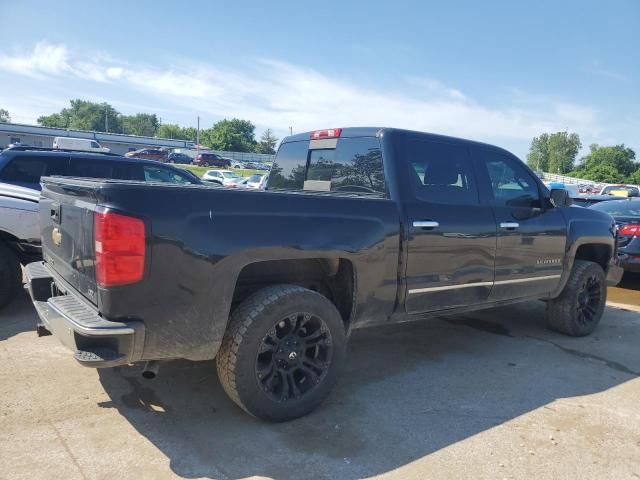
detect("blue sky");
top-left (0, 0), bottom-right (638, 158)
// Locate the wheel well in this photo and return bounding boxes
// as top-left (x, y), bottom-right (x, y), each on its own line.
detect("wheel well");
top-left (574, 243), bottom-right (610, 271)
top-left (232, 258), bottom-right (355, 330)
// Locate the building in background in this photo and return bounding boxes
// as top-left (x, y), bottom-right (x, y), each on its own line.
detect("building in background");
top-left (0, 122), bottom-right (195, 155)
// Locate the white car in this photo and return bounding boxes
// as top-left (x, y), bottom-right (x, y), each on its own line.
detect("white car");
top-left (0, 183), bottom-right (40, 309)
top-left (202, 169), bottom-right (243, 187)
top-left (239, 173), bottom-right (267, 189)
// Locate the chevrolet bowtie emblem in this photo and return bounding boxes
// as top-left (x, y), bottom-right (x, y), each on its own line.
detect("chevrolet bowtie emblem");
top-left (51, 227), bottom-right (62, 246)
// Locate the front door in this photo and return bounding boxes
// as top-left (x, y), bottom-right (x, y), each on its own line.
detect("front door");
top-left (472, 146), bottom-right (567, 301)
top-left (399, 134), bottom-right (497, 314)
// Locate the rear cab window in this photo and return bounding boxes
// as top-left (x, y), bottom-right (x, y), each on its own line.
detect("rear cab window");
top-left (268, 136), bottom-right (386, 196)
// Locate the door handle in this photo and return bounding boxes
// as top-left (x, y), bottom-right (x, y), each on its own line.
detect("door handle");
top-left (413, 220), bottom-right (439, 229)
top-left (500, 222), bottom-right (519, 229)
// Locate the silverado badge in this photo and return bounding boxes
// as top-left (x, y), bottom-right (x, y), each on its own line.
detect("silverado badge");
top-left (51, 227), bottom-right (62, 246)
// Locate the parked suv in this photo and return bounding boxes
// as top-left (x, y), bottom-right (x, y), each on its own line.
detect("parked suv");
top-left (193, 152), bottom-right (231, 168)
top-left (124, 148), bottom-right (169, 162)
top-left (0, 146), bottom-right (203, 191)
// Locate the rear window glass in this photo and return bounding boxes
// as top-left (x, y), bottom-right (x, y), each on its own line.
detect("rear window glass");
top-left (269, 137), bottom-right (385, 194)
top-left (269, 140), bottom-right (309, 190)
top-left (143, 165), bottom-right (193, 184)
top-left (0, 155), bottom-right (69, 184)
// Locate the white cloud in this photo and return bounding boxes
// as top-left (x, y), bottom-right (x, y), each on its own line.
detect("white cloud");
top-left (0, 42), bottom-right (71, 78)
top-left (0, 42), bottom-right (628, 157)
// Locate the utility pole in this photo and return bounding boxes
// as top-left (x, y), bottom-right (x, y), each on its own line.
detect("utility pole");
top-left (105, 108), bottom-right (109, 133)
top-left (196, 115), bottom-right (200, 149)
top-left (289, 126), bottom-right (292, 136)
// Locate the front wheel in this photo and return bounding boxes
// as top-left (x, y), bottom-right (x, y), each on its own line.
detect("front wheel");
top-left (545, 260), bottom-right (606, 336)
top-left (216, 285), bottom-right (346, 422)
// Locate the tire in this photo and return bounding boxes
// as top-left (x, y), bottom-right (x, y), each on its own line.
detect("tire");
top-left (545, 260), bottom-right (606, 336)
top-left (0, 242), bottom-right (21, 310)
top-left (216, 284), bottom-right (347, 422)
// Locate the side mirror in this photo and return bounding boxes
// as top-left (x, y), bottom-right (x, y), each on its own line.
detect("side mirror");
top-left (549, 188), bottom-right (572, 208)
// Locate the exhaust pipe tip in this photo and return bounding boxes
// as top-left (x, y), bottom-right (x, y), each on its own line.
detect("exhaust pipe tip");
top-left (141, 361), bottom-right (160, 379)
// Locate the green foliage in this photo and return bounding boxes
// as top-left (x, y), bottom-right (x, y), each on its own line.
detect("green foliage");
top-left (568, 144), bottom-right (638, 183)
top-left (255, 128), bottom-right (279, 154)
top-left (121, 113), bottom-right (159, 137)
top-left (0, 108), bottom-right (10, 123)
top-left (526, 131), bottom-right (581, 174)
top-left (200, 118), bottom-right (257, 152)
top-left (37, 99), bottom-right (121, 132)
top-left (578, 144), bottom-right (637, 177)
top-left (156, 124), bottom-right (197, 141)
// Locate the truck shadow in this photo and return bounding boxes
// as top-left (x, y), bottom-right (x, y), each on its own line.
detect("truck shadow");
top-left (96, 301), bottom-right (639, 479)
top-left (0, 290), bottom-right (35, 341)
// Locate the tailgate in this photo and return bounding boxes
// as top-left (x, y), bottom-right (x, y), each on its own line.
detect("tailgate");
top-left (39, 179), bottom-right (99, 305)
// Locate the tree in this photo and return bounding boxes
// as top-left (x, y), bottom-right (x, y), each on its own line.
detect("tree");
top-left (526, 131), bottom-right (581, 173)
top-left (200, 118), bottom-right (257, 152)
top-left (0, 108), bottom-right (10, 123)
top-left (156, 124), bottom-right (197, 141)
top-left (569, 144), bottom-right (638, 183)
top-left (255, 128), bottom-right (279, 154)
top-left (578, 144), bottom-right (637, 177)
top-left (37, 99), bottom-right (121, 132)
top-left (121, 113), bottom-right (159, 137)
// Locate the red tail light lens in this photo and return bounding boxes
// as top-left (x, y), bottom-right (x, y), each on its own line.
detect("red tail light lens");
top-left (94, 211), bottom-right (145, 287)
top-left (618, 224), bottom-right (640, 236)
top-left (310, 128), bottom-right (342, 140)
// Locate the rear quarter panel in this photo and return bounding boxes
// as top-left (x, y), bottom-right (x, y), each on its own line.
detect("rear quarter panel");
top-left (92, 184), bottom-right (400, 361)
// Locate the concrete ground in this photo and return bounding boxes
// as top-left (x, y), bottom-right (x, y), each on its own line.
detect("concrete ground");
top-left (1, 280), bottom-right (639, 480)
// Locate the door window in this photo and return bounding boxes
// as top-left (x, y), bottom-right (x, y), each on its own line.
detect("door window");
top-left (143, 165), bottom-right (192, 184)
top-left (69, 158), bottom-right (113, 178)
top-left (480, 153), bottom-right (541, 208)
top-left (402, 137), bottom-right (479, 205)
top-left (0, 155), bottom-right (69, 183)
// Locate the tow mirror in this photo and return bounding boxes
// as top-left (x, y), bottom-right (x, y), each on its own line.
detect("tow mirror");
top-left (549, 188), bottom-right (572, 208)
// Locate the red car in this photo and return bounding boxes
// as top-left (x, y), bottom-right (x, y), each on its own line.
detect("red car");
top-left (193, 152), bottom-right (231, 168)
top-left (124, 148), bottom-right (169, 162)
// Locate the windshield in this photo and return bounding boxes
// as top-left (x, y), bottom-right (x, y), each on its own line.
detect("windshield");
top-left (222, 171), bottom-right (241, 179)
top-left (601, 185), bottom-right (639, 196)
top-left (590, 201), bottom-right (640, 216)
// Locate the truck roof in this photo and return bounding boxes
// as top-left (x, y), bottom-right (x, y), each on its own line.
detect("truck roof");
top-left (282, 127), bottom-right (517, 158)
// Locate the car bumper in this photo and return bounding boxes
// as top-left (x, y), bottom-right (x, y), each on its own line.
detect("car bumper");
top-left (606, 256), bottom-right (625, 286)
top-left (25, 262), bottom-right (145, 368)
top-left (619, 253), bottom-right (640, 273)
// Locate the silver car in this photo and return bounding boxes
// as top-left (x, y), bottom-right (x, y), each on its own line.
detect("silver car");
top-left (0, 183), bottom-right (40, 309)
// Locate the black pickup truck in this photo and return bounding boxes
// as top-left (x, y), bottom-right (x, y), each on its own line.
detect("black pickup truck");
top-left (26, 127), bottom-right (622, 421)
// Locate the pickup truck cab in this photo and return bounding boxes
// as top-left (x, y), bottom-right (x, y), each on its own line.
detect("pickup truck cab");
top-left (26, 127), bottom-right (622, 421)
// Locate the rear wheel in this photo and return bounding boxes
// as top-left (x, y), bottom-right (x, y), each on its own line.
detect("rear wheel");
top-left (546, 260), bottom-right (606, 336)
top-left (0, 242), bottom-right (21, 310)
top-left (216, 285), bottom-right (346, 422)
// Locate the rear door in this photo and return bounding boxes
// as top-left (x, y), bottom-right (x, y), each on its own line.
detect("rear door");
top-left (472, 146), bottom-right (566, 300)
top-left (397, 133), bottom-right (497, 313)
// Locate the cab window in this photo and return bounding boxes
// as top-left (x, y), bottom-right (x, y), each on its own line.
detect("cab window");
top-left (476, 149), bottom-right (542, 208)
top-left (143, 165), bottom-right (192, 184)
top-left (1, 155), bottom-right (69, 184)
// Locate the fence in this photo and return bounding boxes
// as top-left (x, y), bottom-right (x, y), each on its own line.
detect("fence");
top-left (538, 172), bottom-right (598, 186)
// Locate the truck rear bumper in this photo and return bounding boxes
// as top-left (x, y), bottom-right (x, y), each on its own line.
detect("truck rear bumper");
top-left (25, 262), bottom-right (145, 368)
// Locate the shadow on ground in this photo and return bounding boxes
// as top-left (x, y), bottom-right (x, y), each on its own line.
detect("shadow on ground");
top-left (0, 290), bottom-right (34, 341)
top-left (96, 301), bottom-right (639, 479)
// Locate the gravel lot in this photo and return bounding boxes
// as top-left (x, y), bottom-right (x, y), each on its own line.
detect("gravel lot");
top-left (1, 289), bottom-right (639, 480)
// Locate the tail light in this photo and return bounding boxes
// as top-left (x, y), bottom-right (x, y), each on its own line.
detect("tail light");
top-left (94, 211), bottom-right (145, 287)
top-left (310, 128), bottom-right (342, 140)
top-left (618, 224), bottom-right (640, 237)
